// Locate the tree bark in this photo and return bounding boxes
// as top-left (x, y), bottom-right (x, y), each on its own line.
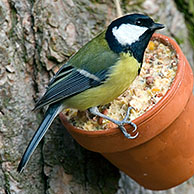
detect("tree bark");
top-left (0, 0), bottom-right (193, 193)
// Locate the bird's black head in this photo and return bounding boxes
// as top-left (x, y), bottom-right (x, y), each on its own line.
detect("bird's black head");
top-left (105, 14), bottom-right (164, 63)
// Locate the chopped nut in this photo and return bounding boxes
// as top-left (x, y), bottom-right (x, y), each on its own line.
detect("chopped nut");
top-left (151, 88), bottom-right (160, 93)
top-left (146, 76), bottom-right (154, 85)
top-left (148, 41), bottom-right (155, 50)
top-left (156, 93), bottom-right (163, 98)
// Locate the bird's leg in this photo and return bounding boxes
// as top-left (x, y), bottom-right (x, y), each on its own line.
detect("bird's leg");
top-left (89, 106), bottom-right (138, 139)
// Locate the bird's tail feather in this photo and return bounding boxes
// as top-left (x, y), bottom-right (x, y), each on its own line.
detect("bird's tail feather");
top-left (17, 102), bottom-right (63, 173)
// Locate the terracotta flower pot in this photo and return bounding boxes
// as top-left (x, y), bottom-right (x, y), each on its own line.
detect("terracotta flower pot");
top-left (59, 33), bottom-right (194, 190)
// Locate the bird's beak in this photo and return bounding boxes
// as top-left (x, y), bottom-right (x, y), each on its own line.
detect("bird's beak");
top-left (150, 22), bottom-right (165, 31)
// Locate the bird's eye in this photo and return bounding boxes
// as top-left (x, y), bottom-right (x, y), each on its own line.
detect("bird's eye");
top-left (135, 20), bottom-right (142, 26)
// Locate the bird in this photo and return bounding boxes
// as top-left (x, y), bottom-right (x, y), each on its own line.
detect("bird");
top-left (17, 13), bottom-right (164, 173)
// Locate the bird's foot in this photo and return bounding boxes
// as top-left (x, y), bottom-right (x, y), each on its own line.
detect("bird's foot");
top-left (115, 107), bottom-right (138, 139)
top-left (89, 106), bottom-right (139, 139)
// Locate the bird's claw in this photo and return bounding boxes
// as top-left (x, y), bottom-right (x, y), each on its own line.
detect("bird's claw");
top-left (89, 106), bottom-right (139, 139)
top-left (118, 107), bottom-right (139, 139)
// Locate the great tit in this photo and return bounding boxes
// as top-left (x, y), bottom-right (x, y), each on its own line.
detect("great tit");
top-left (17, 13), bottom-right (164, 173)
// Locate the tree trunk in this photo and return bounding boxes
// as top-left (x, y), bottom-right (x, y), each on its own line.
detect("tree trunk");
top-left (0, 0), bottom-right (193, 193)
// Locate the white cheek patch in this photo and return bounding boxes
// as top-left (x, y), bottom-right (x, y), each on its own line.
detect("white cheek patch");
top-left (112, 24), bottom-right (148, 46)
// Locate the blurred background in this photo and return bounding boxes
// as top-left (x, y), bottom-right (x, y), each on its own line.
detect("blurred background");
top-left (0, 0), bottom-right (194, 193)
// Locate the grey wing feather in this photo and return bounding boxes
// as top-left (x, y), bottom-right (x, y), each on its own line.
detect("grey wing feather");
top-left (48, 64), bottom-right (73, 87)
top-left (34, 65), bottom-right (108, 110)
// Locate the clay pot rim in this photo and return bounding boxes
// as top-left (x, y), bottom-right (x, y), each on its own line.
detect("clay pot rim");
top-left (60, 33), bottom-right (184, 137)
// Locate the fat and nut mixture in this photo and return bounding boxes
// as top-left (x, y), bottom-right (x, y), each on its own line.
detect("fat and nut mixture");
top-left (63, 39), bottom-right (178, 131)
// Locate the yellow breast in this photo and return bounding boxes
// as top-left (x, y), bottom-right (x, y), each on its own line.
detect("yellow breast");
top-left (64, 53), bottom-right (140, 110)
